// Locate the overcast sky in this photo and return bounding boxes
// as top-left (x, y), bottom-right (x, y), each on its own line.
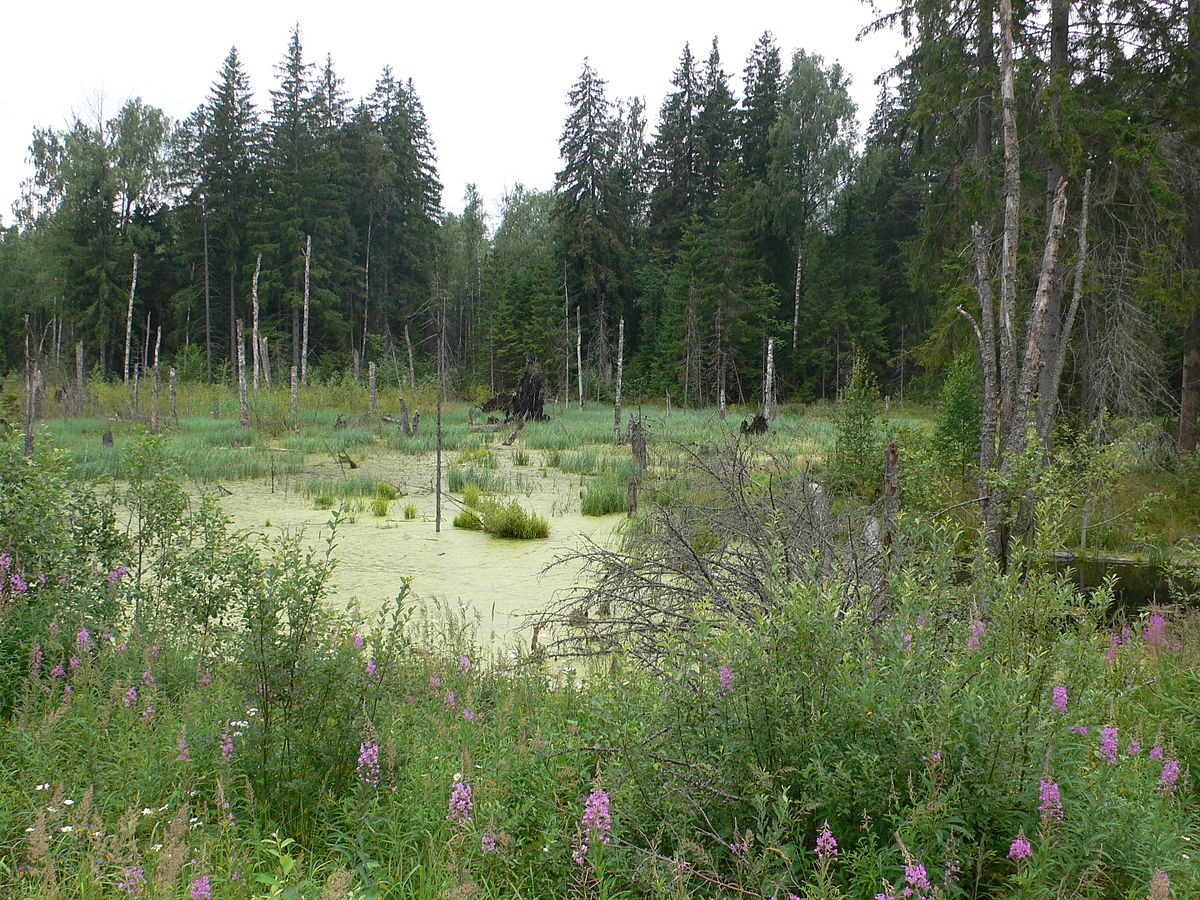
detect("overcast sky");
top-left (2, 0), bottom-right (905, 226)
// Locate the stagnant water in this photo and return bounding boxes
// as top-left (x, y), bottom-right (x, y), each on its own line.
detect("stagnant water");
top-left (211, 445), bottom-right (620, 643)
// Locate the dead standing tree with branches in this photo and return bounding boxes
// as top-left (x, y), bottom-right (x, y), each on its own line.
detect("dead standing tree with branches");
top-left (956, 0), bottom-right (1078, 569)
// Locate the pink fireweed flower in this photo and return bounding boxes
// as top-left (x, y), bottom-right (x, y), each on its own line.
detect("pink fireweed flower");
top-left (352, 632), bottom-right (363, 647)
top-left (1150, 744), bottom-right (1164, 760)
top-left (900, 631), bottom-right (913, 651)
top-left (189, 874), bottom-right (212, 900)
top-left (220, 732), bottom-right (234, 764)
top-left (1052, 685), bottom-right (1068, 714)
top-left (357, 741), bottom-right (380, 787)
top-left (140, 704), bottom-right (154, 723)
top-left (463, 708), bottom-right (476, 721)
top-left (76, 628), bottom-right (90, 647)
top-left (1071, 725), bottom-right (1088, 736)
top-left (142, 669), bottom-right (155, 687)
top-left (365, 658), bottom-right (377, 677)
top-left (581, 787), bottom-right (612, 845)
top-left (199, 671), bottom-right (211, 686)
top-left (1038, 779), bottom-right (1062, 821)
top-left (68, 657), bottom-right (80, 670)
top-left (967, 619), bottom-right (986, 654)
top-left (1126, 738), bottom-right (1141, 756)
top-left (51, 665), bottom-right (65, 679)
top-left (1149, 869), bottom-right (1170, 900)
top-left (1144, 613), bottom-right (1168, 647)
top-left (446, 778), bottom-right (473, 826)
top-left (176, 735), bottom-right (190, 762)
top-left (1008, 832), bottom-right (1032, 860)
top-left (10, 572), bottom-right (28, 593)
top-left (1158, 758), bottom-right (1180, 794)
top-left (1100, 726), bottom-right (1119, 764)
top-left (123, 686), bottom-right (138, 707)
top-left (718, 665), bottom-right (733, 696)
top-left (117, 865), bottom-right (145, 894)
top-left (443, 691), bottom-right (456, 708)
top-left (460, 655), bottom-right (472, 673)
top-left (108, 565), bottom-right (129, 583)
top-left (0, 552), bottom-right (9, 570)
top-left (481, 829), bottom-right (498, 853)
top-left (430, 674), bottom-right (442, 687)
top-left (904, 862), bottom-right (931, 892)
top-left (815, 821), bottom-right (837, 861)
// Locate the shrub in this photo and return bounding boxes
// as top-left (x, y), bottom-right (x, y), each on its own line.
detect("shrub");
top-left (313, 494), bottom-right (336, 510)
top-left (481, 501), bottom-right (549, 538)
top-left (834, 350), bottom-right (883, 491)
top-left (375, 482), bottom-right (399, 501)
top-left (369, 497), bottom-right (390, 517)
top-left (452, 508), bottom-right (483, 530)
top-left (932, 352), bottom-right (983, 478)
top-left (404, 503), bottom-right (418, 520)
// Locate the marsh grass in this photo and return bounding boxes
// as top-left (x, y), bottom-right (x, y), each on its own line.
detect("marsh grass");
top-left (448, 466), bottom-right (507, 494)
top-left (302, 475), bottom-right (378, 499)
top-left (581, 479), bottom-right (627, 516)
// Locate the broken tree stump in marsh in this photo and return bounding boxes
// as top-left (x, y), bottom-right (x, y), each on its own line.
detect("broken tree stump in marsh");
top-left (481, 363), bottom-right (550, 423)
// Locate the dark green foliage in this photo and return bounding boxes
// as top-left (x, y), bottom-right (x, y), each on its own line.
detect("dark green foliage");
top-left (581, 478), bottom-right (626, 516)
top-left (933, 352), bottom-right (983, 477)
top-left (834, 351), bottom-right (883, 487)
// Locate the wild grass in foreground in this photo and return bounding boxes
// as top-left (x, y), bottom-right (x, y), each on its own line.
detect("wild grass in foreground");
top-left (0, 433), bottom-right (1195, 899)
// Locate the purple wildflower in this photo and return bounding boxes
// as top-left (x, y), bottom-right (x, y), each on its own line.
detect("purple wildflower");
top-left (69, 656), bottom-right (80, 670)
top-left (29, 644), bottom-right (42, 676)
top-left (443, 691), bottom-right (456, 708)
top-left (108, 565), bottom-right (129, 583)
top-left (718, 665), bottom-right (733, 696)
top-left (460, 654), bottom-right (472, 673)
top-left (1150, 744), bottom-right (1164, 761)
top-left (943, 858), bottom-right (962, 887)
top-left (365, 658), bottom-right (377, 677)
top-left (904, 862), bottom-right (931, 892)
top-left (0, 552), bottom-right (9, 570)
top-left (124, 686), bottom-right (138, 707)
top-left (140, 704), bottom-right (154, 723)
top-left (199, 671), bottom-right (211, 686)
top-left (116, 865), bottom-right (145, 894)
top-left (482, 829), bottom-right (498, 853)
top-left (176, 735), bottom-right (190, 762)
top-left (430, 674), bottom-right (442, 687)
top-left (1158, 758), bottom-right (1180, 794)
top-left (1052, 685), bottom-right (1068, 714)
top-left (10, 572), bottom-right (28, 593)
top-left (51, 665), bottom-right (65, 679)
top-left (463, 708), bottom-right (476, 721)
top-left (1071, 725), bottom-right (1088, 736)
top-left (352, 632), bottom-right (363, 647)
top-left (357, 741), bottom-right (380, 787)
top-left (1126, 738), bottom-right (1141, 756)
top-left (76, 628), bottom-right (91, 647)
top-left (1038, 779), bottom-right (1062, 822)
top-left (446, 778), bottom-right (473, 826)
top-left (142, 669), bottom-right (155, 687)
top-left (189, 875), bottom-right (212, 900)
top-left (967, 619), bottom-right (986, 654)
top-left (900, 631), bottom-right (913, 651)
top-left (1008, 833), bottom-right (1032, 860)
top-left (581, 787), bottom-right (612, 844)
top-left (1100, 726), bottom-right (1119, 764)
top-left (220, 732), bottom-right (234, 764)
top-left (1144, 613), bottom-right (1168, 647)
top-left (815, 821), bottom-right (837, 861)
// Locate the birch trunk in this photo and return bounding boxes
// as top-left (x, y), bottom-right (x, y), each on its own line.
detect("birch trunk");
top-left (576, 306), bottom-right (584, 409)
top-left (405, 323), bottom-right (416, 387)
top-left (75, 341), bottom-right (84, 416)
top-left (290, 366), bottom-right (299, 423)
top-left (236, 319), bottom-right (249, 431)
top-left (763, 337), bottom-right (776, 421)
top-left (369, 361), bottom-right (377, 414)
top-left (124, 253), bottom-right (138, 385)
top-left (169, 367), bottom-right (178, 422)
top-left (998, 0), bottom-right (1020, 432)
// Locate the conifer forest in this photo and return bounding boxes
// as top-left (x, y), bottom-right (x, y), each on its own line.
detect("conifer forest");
top-left (0, 3), bottom-right (1199, 899)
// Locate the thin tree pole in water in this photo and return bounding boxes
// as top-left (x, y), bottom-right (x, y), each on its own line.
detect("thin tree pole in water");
top-left (301, 235), bottom-right (311, 386)
top-left (614, 317), bottom-right (624, 443)
top-left (251, 252), bottom-right (262, 390)
top-left (236, 319), bottom-right (249, 431)
top-left (435, 281), bottom-right (446, 533)
top-left (576, 306), bottom-right (584, 409)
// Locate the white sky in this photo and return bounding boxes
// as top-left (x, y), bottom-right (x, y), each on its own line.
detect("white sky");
top-left (2, 0), bottom-right (904, 226)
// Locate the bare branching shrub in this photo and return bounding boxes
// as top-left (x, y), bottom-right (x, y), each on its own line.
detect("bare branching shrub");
top-left (535, 439), bottom-right (884, 665)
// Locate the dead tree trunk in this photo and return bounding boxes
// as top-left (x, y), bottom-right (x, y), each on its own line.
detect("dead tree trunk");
top-left (75, 341), bottom-right (84, 416)
top-left (237, 318), bottom-right (249, 431)
top-left (630, 417), bottom-right (647, 473)
top-left (260, 336), bottom-right (271, 388)
top-left (301, 235), bottom-right (311, 386)
top-left (251, 252), bottom-right (262, 390)
top-left (169, 367), bottom-right (178, 423)
top-left (369, 361), bottom-right (378, 414)
top-left (23, 317), bottom-right (35, 455)
top-left (576, 306), bottom-right (584, 410)
top-left (123, 252), bottom-right (138, 385)
top-left (614, 318), bottom-right (624, 443)
top-left (290, 365), bottom-right (299, 423)
top-left (405, 323), bottom-right (416, 387)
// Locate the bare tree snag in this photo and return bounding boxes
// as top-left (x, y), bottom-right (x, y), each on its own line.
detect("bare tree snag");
top-left (630, 417), bottom-right (647, 473)
top-left (236, 319), bottom-right (249, 431)
top-left (75, 341), bottom-right (84, 416)
top-left (614, 317), bottom-right (624, 443)
top-left (301, 235), bottom-right (311, 386)
top-left (405, 323), bottom-right (416, 387)
top-left (576, 306), bottom-right (584, 409)
top-left (563, 265), bottom-right (571, 405)
top-left (131, 368), bottom-right (139, 418)
top-left (169, 367), bottom-right (178, 423)
top-left (23, 316), bottom-right (35, 455)
top-left (763, 337), bottom-right (776, 421)
top-left (260, 336), bottom-right (271, 388)
top-left (251, 252), bottom-right (262, 390)
top-left (290, 365), bottom-right (299, 423)
top-left (1039, 169), bottom-right (1091, 446)
top-left (203, 203), bottom-right (212, 377)
top-left (998, 0), bottom-right (1020, 425)
top-left (124, 252), bottom-right (138, 385)
top-left (369, 361), bottom-right (377, 414)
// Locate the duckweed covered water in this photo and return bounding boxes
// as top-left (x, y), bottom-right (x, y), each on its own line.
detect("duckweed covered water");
top-left (212, 446), bottom-right (620, 642)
